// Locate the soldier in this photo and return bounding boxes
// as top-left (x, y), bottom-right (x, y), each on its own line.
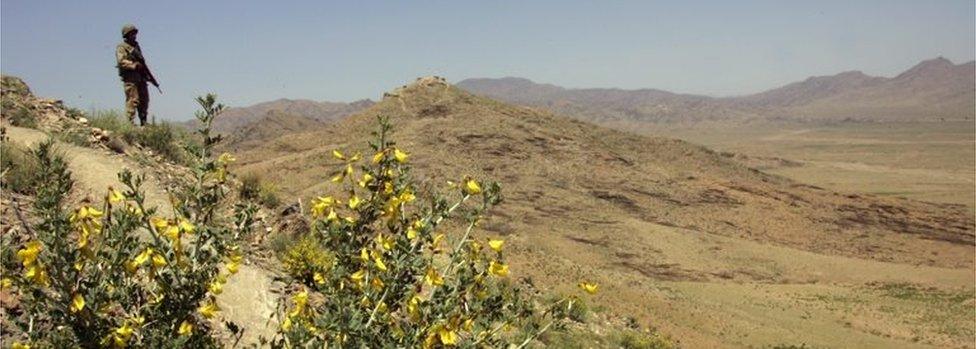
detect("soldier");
top-left (116, 24), bottom-right (159, 126)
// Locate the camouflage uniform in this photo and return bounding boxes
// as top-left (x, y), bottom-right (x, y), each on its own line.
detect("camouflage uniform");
top-left (116, 24), bottom-right (150, 125)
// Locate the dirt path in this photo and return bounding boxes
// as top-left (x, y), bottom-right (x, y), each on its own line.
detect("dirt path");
top-left (5, 126), bottom-right (173, 216)
top-left (5, 126), bottom-right (278, 346)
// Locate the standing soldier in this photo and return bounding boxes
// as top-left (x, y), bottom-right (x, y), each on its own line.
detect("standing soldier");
top-left (116, 24), bottom-right (159, 126)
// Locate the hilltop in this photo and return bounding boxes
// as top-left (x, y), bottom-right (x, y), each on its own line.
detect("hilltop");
top-left (458, 57), bottom-right (976, 123)
top-left (186, 97), bottom-right (374, 134)
top-left (231, 77), bottom-right (975, 347)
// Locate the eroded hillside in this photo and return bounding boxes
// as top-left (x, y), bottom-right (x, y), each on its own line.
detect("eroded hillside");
top-left (231, 77), bottom-right (975, 348)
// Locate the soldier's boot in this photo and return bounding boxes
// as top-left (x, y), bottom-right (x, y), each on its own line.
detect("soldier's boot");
top-left (138, 112), bottom-right (148, 127)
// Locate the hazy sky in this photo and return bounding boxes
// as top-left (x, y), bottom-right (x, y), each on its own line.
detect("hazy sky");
top-left (2, 0), bottom-right (974, 121)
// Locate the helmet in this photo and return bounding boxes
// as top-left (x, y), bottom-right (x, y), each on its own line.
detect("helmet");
top-left (121, 24), bottom-right (138, 37)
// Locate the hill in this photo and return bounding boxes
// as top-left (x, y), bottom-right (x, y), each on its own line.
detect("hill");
top-left (232, 77), bottom-right (975, 347)
top-left (458, 57), bottom-right (976, 123)
top-left (192, 97), bottom-right (374, 134)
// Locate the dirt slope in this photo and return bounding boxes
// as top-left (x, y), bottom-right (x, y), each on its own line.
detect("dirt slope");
top-left (232, 78), bottom-right (975, 347)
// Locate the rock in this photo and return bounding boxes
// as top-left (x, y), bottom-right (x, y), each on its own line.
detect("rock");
top-left (78, 117), bottom-right (89, 124)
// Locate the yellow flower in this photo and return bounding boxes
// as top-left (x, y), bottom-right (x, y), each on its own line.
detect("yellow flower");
top-left (217, 152), bottom-right (236, 165)
top-left (24, 264), bottom-right (50, 286)
top-left (348, 195), bottom-right (362, 209)
top-left (345, 164), bottom-right (354, 176)
top-left (332, 149), bottom-right (346, 160)
top-left (178, 320), bottom-right (193, 336)
top-left (399, 190), bottom-right (415, 203)
top-left (330, 173), bottom-right (344, 183)
top-left (178, 219), bottom-right (195, 234)
top-left (358, 173), bottom-right (374, 188)
top-left (126, 204), bottom-right (143, 217)
top-left (0, 278), bottom-right (12, 289)
top-left (383, 181), bottom-right (394, 194)
top-left (313, 272), bottom-right (326, 285)
top-left (152, 254), bottom-right (167, 268)
top-left (393, 148), bottom-right (408, 163)
top-left (407, 295), bottom-right (422, 320)
top-left (350, 269), bottom-right (366, 287)
top-left (111, 321), bottom-right (135, 347)
top-left (487, 238), bottom-right (504, 252)
top-left (311, 196), bottom-right (334, 217)
top-left (11, 341), bottom-right (30, 349)
top-left (407, 227), bottom-right (418, 240)
top-left (372, 252), bottom-right (388, 272)
top-left (372, 150), bottom-right (385, 164)
top-left (293, 290), bottom-right (309, 309)
top-left (150, 216), bottom-right (168, 230)
top-left (488, 261), bottom-right (509, 277)
top-left (376, 234), bottom-right (394, 251)
top-left (424, 268), bottom-right (444, 286)
top-left (208, 280), bottom-right (224, 295)
top-left (438, 327), bottom-right (458, 346)
top-left (70, 293), bottom-right (86, 313)
top-left (164, 226), bottom-right (180, 241)
top-left (325, 209), bottom-right (338, 222)
top-left (108, 187), bottom-right (125, 204)
top-left (359, 248), bottom-right (370, 263)
top-left (227, 260), bottom-right (240, 274)
top-left (198, 301), bottom-right (220, 319)
top-left (578, 282), bottom-right (599, 295)
top-left (349, 153), bottom-right (361, 161)
top-left (465, 178), bottom-right (482, 195)
top-left (463, 318), bottom-right (474, 331)
top-left (77, 230), bottom-right (90, 249)
top-left (17, 241), bottom-right (42, 267)
top-left (281, 316), bottom-right (292, 330)
top-left (133, 248), bottom-right (153, 266)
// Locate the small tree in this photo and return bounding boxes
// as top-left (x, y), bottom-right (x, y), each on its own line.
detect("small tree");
top-left (271, 115), bottom-right (594, 348)
top-left (5, 95), bottom-right (256, 348)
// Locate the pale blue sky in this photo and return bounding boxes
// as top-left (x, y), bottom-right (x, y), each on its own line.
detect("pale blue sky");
top-left (2, 0), bottom-right (973, 121)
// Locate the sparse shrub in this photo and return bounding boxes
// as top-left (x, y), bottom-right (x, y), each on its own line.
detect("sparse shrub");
top-left (610, 330), bottom-right (674, 349)
top-left (88, 109), bottom-right (133, 134)
top-left (259, 183), bottom-right (281, 208)
top-left (240, 172), bottom-right (282, 208)
top-left (9, 106), bottom-right (37, 128)
top-left (0, 140), bottom-right (43, 194)
top-left (3, 94), bottom-right (257, 348)
top-left (281, 235), bottom-right (334, 285)
top-left (122, 123), bottom-right (184, 163)
top-left (239, 172), bottom-right (262, 201)
top-left (268, 115), bottom-right (592, 348)
top-left (56, 127), bottom-right (89, 146)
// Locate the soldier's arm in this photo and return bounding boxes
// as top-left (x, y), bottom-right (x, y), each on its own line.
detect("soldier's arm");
top-left (116, 45), bottom-right (142, 71)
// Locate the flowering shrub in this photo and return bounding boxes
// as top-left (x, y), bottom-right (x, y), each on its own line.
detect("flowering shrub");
top-left (3, 95), bottom-right (255, 348)
top-left (269, 115), bottom-right (595, 348)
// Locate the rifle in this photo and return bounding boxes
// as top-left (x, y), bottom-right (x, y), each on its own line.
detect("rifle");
top-left (140, 62), bottom-right (162, 94)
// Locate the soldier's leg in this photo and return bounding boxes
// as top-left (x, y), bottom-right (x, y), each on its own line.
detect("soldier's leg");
top-left (136, 82), bottom-right (149, 126)
top-left (123, 82), bottom-right (139, 124)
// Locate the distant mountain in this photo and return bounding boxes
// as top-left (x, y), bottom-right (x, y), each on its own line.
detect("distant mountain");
top-left (458, 57), bottom-right (975, 123)
top-left (194, 98), bottom-right (375, 134)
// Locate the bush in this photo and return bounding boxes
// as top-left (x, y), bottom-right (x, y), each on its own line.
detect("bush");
top-left (281, 235), bottom-right (334, 285)
top-left (88, 109), bottom-right (133, 134)
top-left (89, 109), bottom-right (199, 165)
top-left (3, 95), bottom-right (258, 348)
top-left (240, 172), bottom-right (282, 208)
top-left (8, 105), bottom-right (37, 128)
top-left (268, 115), bottom-right (593, 348)
top-left (610, 330), bottom-right (674, 349)
top-left (0, 141), bottom-right (43, 194)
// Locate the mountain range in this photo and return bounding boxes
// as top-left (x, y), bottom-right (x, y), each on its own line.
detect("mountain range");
top-left (458, 57), bottom-right (975, 123)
